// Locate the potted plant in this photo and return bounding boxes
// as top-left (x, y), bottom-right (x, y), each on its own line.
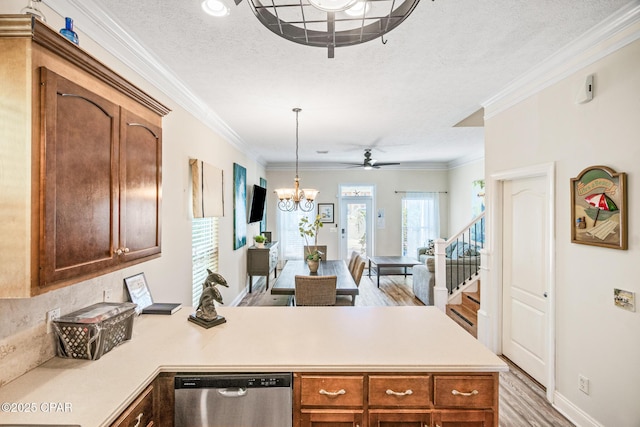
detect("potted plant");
top-left (299, 214), bottom-right (324, 273)
top-left (253, 234), bottom-right (266, 248)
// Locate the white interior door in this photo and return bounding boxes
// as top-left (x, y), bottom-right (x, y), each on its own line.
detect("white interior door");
top-left (502, 176), bottom-right (549, 386)
top-left (340, 197), bottom-right (372, 261)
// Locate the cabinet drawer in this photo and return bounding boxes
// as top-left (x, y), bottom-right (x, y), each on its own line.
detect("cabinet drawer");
top-left (433, 375), bottom-right (495, 408)
top-left (368, 375), bottom-right (431, 407)
top-left (110, 385), bottom-right (154, 427)
top-left (300, 375), bottom-right (364, 407)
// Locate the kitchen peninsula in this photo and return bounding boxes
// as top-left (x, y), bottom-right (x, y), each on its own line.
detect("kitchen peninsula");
top-left (0, 306), bottom-right (507, 426)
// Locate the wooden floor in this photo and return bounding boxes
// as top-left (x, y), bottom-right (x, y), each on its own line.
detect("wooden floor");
top-left (238, 270), bottom-right (575, 427)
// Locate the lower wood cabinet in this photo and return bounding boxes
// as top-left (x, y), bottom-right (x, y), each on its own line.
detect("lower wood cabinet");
top-left (369, 409), bottom-right (432, 427)
top-left (110, 384), bottom-right (155, 427)
top-left (301, 409), bottom-right (364, 427)
top-left (432, 409), bottom-right (494, 427)
top-left (294, 372), bottom-right (497, 427)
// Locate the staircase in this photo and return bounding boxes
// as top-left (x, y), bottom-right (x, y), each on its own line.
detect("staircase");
top-left (446, 281), bottom-right (480, 338)
top-left (432, 212), bottom-right (485, 338)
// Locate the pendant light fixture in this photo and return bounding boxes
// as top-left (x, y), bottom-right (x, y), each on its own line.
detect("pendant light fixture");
top-left (274, 108), bottom-right (319, 212)
top-left (239, 0), bottom-right (421, 58)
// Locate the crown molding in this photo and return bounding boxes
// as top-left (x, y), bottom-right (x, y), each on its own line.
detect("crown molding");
top-left (483, 2), bottom-right (640, 119)
top-left (43, 0), bottom-right (252, 157)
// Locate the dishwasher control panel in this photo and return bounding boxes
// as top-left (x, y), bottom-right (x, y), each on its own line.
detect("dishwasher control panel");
top-left (175, 372), bottom-right (292, 389)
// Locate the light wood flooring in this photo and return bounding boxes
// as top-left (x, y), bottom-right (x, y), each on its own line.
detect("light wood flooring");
top-left (238, 270), bottom-right (575, 427)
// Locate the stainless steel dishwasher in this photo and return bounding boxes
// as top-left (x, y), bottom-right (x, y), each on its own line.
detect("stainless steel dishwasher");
top-left (174, 373), bottom-right (292, 427)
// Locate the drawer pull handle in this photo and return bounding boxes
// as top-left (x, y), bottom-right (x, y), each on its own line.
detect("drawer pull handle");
top-left (319, 388), bottom-right (346, 397)
top-left (451, 389), bottom-right (479, 397)
top-left (385, 388), bottom-right (414, 396)
top-left (133, 412), bottom-right (143, 427)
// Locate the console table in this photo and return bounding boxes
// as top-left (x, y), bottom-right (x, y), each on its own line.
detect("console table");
top-left (247, 241), bottom-right (278, 292)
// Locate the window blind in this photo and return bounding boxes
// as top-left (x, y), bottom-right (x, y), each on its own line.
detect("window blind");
top-left (191, 217), bottom-right (219, 307)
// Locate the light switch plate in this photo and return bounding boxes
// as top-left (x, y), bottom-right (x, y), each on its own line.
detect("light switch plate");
top-left (614, 288), bottom-right (635, 312)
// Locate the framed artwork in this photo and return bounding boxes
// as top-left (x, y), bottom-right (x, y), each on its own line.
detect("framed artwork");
top-left (233, 163), bottom-right (247, 250)
top-left (571, 165), bottom-right (627, 250)
top-left (318, 203), bottom-right (334, 223)
top-left (260, 177), bottom-right (267, 232)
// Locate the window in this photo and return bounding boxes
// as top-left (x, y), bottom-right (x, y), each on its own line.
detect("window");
top-left (192, 217), bottom-right (219, 307)
top-left (277, 209), bottom-right (314, 261)
top-left (401, 193), bottom-right (440, 257)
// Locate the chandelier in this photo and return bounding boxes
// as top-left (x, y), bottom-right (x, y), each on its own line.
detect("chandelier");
top-left (274, 108), bottom-right (319, 212)
top-left (238, 0), bottom-right (422, 58)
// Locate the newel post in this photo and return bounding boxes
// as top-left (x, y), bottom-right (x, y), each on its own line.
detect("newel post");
top-left (433, 238), bottom-right (448, 312)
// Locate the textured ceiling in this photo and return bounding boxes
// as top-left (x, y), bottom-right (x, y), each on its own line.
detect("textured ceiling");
top-left (50, 0), bottom-right (633, 167)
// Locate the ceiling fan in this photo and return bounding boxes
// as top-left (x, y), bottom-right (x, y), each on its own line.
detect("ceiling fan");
top-left (344, 149), bottom-right (400, 170)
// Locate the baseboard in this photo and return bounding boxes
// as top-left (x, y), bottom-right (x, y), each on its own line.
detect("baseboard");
top-left (229, 289), bottom-right (247, 307)
top-left (553, 391), bottom-right (604, 427)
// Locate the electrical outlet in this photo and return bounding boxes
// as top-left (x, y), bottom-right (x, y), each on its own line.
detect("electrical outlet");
top-left (578, 374), bottom-right (589, 395)
top-left (46, 308), bottom-right (61, 334)
top-left (104, 289), bottom-right (112, 302)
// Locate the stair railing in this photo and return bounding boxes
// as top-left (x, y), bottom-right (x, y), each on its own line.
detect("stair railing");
top-left (433, 212), bottom-right (485, 311)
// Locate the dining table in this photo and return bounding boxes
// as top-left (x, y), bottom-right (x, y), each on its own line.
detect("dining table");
top-left (271, 260), bottom-right (359, 305)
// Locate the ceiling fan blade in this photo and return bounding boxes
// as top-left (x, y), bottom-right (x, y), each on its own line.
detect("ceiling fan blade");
top-left (372, 162), bottom-right (400, 166)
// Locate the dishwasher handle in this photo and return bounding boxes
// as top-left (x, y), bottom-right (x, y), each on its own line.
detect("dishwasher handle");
top-left (217, 387), bottom-right (248, 397)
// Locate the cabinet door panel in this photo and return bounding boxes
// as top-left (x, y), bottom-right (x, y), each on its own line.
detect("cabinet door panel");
top-left (369, 409), bottom-right (431, 427)
top-left (433, 409), bottom-right (493, 427)
top-left (119, 108), bottom-right (161, 260)
top-left (41, 68), bottom-right (119, 285)
top-left (110, 384), bottom-right (154, 427)
top-left (300, 375), bottom-right (364, 407)
top-left (369, 375), bottom-right (431, 407)
top-left (433, 376), bottom-right (495, 409)
top-left (301, 409), bottom-right (363, 427)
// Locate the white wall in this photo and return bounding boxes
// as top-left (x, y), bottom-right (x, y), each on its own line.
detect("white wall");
top-left (484, 25), bottom-right (640, 426)
top-left (0, 1), bottom-right (265, 385)
top-left (448, 158), bottom-right (485, 233)
top-left (266, 168), bottom-right (449, 259)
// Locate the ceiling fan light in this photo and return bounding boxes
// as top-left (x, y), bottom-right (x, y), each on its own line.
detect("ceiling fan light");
top-left (344, 1), bottom-right (370, 17)
top-left (307, 0), bottom-right (358, 12)
top-left (364, 165), bottom-right (373, 170)
top-left (201, 0), bottom-right (229, 17)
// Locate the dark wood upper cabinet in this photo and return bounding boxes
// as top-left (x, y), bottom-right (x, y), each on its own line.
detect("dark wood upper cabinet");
top-left (119, 108), bottom-right (162, 262)
top-left (0, 15), bottom-right (169, 298)
top-left (41, 68), bottom-right (120, 284)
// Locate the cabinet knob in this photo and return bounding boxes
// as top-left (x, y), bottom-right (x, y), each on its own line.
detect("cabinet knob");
top-left (319, 388), bottom-right (346, 397)
top-left (115, 248), bottom-right (123, 255)
top-left (133, 412), bottom-right (143, 427)
top-left (385, 388), bottom-right (413, 396)
top-left (451, 389), bottom-right (479, 397)
top-left (123, 247), bottom-right (130, 253)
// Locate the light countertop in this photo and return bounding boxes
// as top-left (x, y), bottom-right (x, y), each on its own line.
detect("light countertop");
top-left (0, 306), bottom-right (507, 426)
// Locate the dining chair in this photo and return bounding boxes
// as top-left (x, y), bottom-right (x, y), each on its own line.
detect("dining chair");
top-left (294, 275), bottom-right (337, 306)
top-left (347, 251), bottom-right (359, 272)
top-left (303, 245), bottom-right (327, 260)
top-left (351, 256), bottom-right (366, 286)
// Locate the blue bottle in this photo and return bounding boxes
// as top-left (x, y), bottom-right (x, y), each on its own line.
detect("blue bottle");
top-left (60, 17), bottom-right (79, 45)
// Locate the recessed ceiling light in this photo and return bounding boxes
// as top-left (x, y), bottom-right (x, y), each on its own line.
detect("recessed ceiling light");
top-left (201, 0), bottom-right (229, 17)
top-left (316, 150), bottom-right (329, 154)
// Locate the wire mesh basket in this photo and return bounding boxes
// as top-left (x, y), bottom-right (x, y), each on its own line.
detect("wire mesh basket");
top-left (53, 302), bottom-right (137, 360)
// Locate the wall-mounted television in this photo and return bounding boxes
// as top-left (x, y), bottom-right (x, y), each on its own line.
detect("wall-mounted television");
top-left (248, 184), bottom-right (267, 223)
